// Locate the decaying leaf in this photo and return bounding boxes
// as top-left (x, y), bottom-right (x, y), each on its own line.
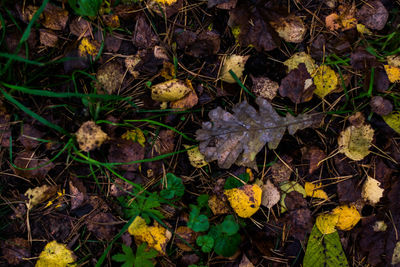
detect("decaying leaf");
top-left (279, 181), bottom-right (306, 213)
top-left (305, 182), bottom-right (328, 200)
top-left (13, 151), bottom-right (55, 179)
top-left (35, 241), bottom-right (76, 267)
top-left (357, 23), bottom-right (373, 35)
top-left (332, 204), bottom-right (361, 231)
top-left (312, 65), bottom-right (339, 98)
top-left (78, 37), bottom-right (100, 58)
top-left (337, 124), bottom-right (374, 161)
top-left (208, 194), bottom-right (230, 215)
top-left (384, 65), bottom-right (400, 83)
top-left (39, 29), bottom-right (58, 47)
top-left (151, 79), bottom-right (191, 102)
top-left (1, 238), bottom-right (31, 265)
top-left (108, 138), bottom-right (144, 171)
top-left (356, 0), bottom-right (388, 31)
top-left (316, 213), bottom-right (339, 234)
top-left (302, 146), bottom-right (326, 174)
top-left (96, 61), bottom-right (124, 94)
top-left (392, 241), bottom-right (400, 265)
top-left (184, 145), bottom-right (208, 168)
top-left (75, 121), bottom-right (108, 152)
top-left (382, 111), bottom-right (400, 134)
top-left (175, 226), bottom-right (197, 251)
top-left (325, 4), bottom-right (357, 32)
top-left (25, 184), bottom-right (58, 209)
top-left (224, 184), bottom-right (262, 218)
top-left (196, 97), bottom-right (321, 169)
top-left (42, 3), bottom-right (68, 31)
top-left (362, 176), bottom-right (384, 205)
top-left (122, 129), bottom-right (146, 147)
top-left (250, 75), bottom-right (279, 100)
top-left (283, 52), bottom-right (316, 74)
top-left (261, 180), bottom-right (280, 209)
top-left (220, 54), bottom-right (249, 83)
top-left (370, 96), bottom-right (393, 116)
top-left (270, 14), bottom-right (307, 43)
top-left (270, 157), bottom-right (293, 184)
top-left (128, 216), bottom-right (172, 254)
top-left (170, 80), bottom-right (198, 109)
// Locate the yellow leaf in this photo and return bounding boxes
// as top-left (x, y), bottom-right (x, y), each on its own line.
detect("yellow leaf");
top-left (384, 65), bottom-right (400, 83)
top-left (305, 182), bottom-right (328, 200)
top-left (283, 52), bottom-right (316, 74)
top-left (312, 65), bottom-right (339, 98)
top-left (387, 55), bottom-right (400, 67)
top-left (151, 79), bottom-right (191, 102)
top-left (382, 111), bottom-right (400, 134)
top-left (75, 121), bottom-right (109, 152)
top-left (170, 80), bottom-right (198, 110)
top-left (220, 55), bottom-right (249, 83)
top-left (128, 216), bottom-right (172, 255)
top-left (35, 241), bottom-right (76, 267)
top-left (155, 0), bottom-right (177, 5)
top-left (362, 176), bottom-right (384, 205)
top-left (160, 62), bottom-right (176, 80)
top-left (122, 129), bottom-right (146, 147)
top-left (332, 205), bottom-right (361, 231)
top-left (356, 24), bottom-right (372, 35)
top-left (224, 184), bottom-right (262, 218)
top-left (78, 37), bottom-right (100, 57)
top-left (25, 185), bottom-right (57, 209)
top-left (184, 145), bottom-right (208, 168)
top-left (316, 213), bottom-right (339, 234)
top-left (337, 124), bottom-right (374, 161)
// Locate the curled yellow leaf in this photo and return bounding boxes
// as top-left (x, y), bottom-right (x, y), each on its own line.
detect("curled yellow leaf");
top-left (332, 205), bottom-right (361, 231)
top-left (224, 184), bottom-right (262, 218)
top-left (35, 241), bottom-right (76, 267)
top-left (305, 182), bottom-right (328, 200)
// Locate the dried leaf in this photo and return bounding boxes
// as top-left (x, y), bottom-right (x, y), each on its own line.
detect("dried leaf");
top-left (39, 29), bottom-right (58, 47)
top-left (208, 194), bottom-right (229, 215)
top-left (25, 184), bottom-right (57, 209)
top-left (332, 204), bottom-right (361, 231)
top-left (337, 124), bottom-right (374, 161)
top-left (108, 138), bottom-right (144, 171)
top-left (382, 111), bottom-right (400, 134)
top-left (1, 238), bottom-right (30, 265)
top-left (96, 61), bottom-right (124, 94)
top-left (362, 176), bottom-right (384, 205)
top-left (196, 97), bottom-right (321, 169)
top-left (261, 180), bottom-right (280, 208)
top-left (151, 79), bottom-right (191, 102)
top-left (356, 0), bottom-right (388, 31)
top-left (220, 54), bottom-right (249, 83)
top-left (128, 216), bottom-right (172, 254)
top-left (305, 182), bottom-right (328, 200)
top-left (132, 15), bottom-right (158, 48)
top-left (174, 226), bottom-right (197, 251)
top-left (316, 213), bottom-right (339, 234)
top-left (122, 129), bottom-right (146, 147)
top-left (170, 80), bottom-right (198, 109)
top-left (384, 64), bottom-right (400, 83)
top-left (250, 75), bottom-right (279, 100)
top-left (370, 96), bottom-right (393, 116)
top-left (392, 241), bottom-right (400, 265)
top-left (35, 241), bottom-right (76, 267)
top-left (184, 145), bottom-right (208, 168)
top-left (313, 65), bottom-right (339, 98)
top-left (75, 121), bottom-right (108, 152)
top-left (86, 213), bottom-right (117, 241)
top-left (42, 3), bottom-right (68, 31)
top-left (13, 151), bottom-right (55, 179)
top-left (279, 63), bottom-right (315, 103)
top-left (283, 52), bottom-right (316, 74)
top-left (270, 14), bottom-right (307, 43)
top-left (224, 184), bottom-right (262, 218)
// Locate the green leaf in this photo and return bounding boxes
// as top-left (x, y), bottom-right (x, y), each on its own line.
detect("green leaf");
top-left (68, 0), bottom-right (102, 17)
top-left (120, 193), bottom-right (163, 223)
top-left (224, 173), bottom-right (249, 190)
top-left (187, 205), bottom-right (209, 232)
top-left (196, 194), bottom-right (209, 209)
top-left (196, 235), bottom-right (214, 253)
top-left (160, 173), bottom-right (185, 200)
top-left (221, 215), bottom-right (239, 236)
top-left (134, 243), bottom-right (157, 267)
top-left (112, 244), bottom-right (135, 266)
top-left (303, 225), bottom-right (349, 267)
top-left (208, 224), bottom-right (240, 257)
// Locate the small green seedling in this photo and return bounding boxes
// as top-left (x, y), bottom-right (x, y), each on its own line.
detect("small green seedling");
top-left (160, 173), bottom-right (185, 200)
top-left (187, 205), bottom-right (209, 232)
top-left (112, 243), bottom-right (157, 267)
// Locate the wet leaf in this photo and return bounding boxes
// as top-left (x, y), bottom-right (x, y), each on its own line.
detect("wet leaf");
top-left (316, 213), bottom-right (339, 234)
top-left (108, 138), bottom-right (145, 171)
top-left (250, 75), bottom-right (279, 100)
top-left (283, 52), bottom-right (316, 74)
top-left (35, 241), bottom-right (76, 267)
top-left (270, 14), bottom-right (307, 43)
top-left (208, 195), bottom-right (229, 215)
top-left (42, 3), bottom-right (68, 31)
top-left (87, 212), bottom-right (117, 241)
top-left (69, 17), bottom-right (91, 37)
top-left (196, 97), bottom-right (321, 169)
top-left (261, 180), bottom-right (280, 209)
top-left (18, 124), bottom-right (44, 150)
top-left (96, 61), bottom-right (124, 94)
top-left (305, 182), bottom-right (328, 200)
top-left (151, 79), bottom-right (191, 102)
top-left (175, 226), bottom-right (197, 251)
top-left (356, 0), bottom-right (388, 31)
top-left (350, 47), bottom-right (377, 70)
top-left (337, 124), bottom-right (374, 161)
top-left (184, 145), bottom-right (208, 168)
top-left (187, 205), bottom-right (209, 232)
top-left (382, 111), bottom-right (400, 134)
top-left (332, 204), bottom-right (361, 231)
top-left (303, 225), bottom-right (349, 267)
top-left (312, 65), bottom-right (339, 98)
top-left (39, 29), bottom-right (58, 47)
top-left (69, 176), bottom-right (87, 210)
top-left (302, 146), bottom-right (326, 174)
top-left (132, 15), bottom-right (158, 48)
top-left (220, 54), bottom-right (249, 83)
top-left (75, 121), bottom-right (108, 152)
top-left (362, 176), bottom-right (384, 205)
top-left (196, 235), bottom-right (214, 253)
top-left (25, 184), bottom-right (58, 209)
top-left (224, 184), bottom-right (262, 218)
top-left (384, 65), bottom-right (400, 83)
top-left (128, 216), bottom-right (172, 255)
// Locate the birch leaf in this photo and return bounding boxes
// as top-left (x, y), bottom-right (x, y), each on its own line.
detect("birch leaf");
top-left (305, 182), bottom-right (328, 200)
top-left (224, 184), bottom-right (262, 218)
top-left (362, 176), bottom-right (384, 205)
top-left (316, 212), bottom-right (339, 235)
top-left (382, 111), bottom-right (400, 134)
top-left (338, 124), bottom-right (374, 161)
top-left (332, 205), bottom-right (361, 231)
top-left (220, 54), bottom-right (249, 83)
top-left (35, 241), bottom-right (76, 267)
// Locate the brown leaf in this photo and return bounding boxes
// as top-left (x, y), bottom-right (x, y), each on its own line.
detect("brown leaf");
top-left (69, 176), bottom-right (87, 210)
top-left (108, 138), bottom-right (145, 171)
top-left (104, 34), bottom-right (122, 53)
top-left (370, 96), bottom-right (393, 116)
top-left (1, 238), bottom-right (31, 265)
top-left (69, 17), bottom-right (91, 38)
top-left (374, 66), bottom-right (390, 92)
top-left (148, 0), bottom-right (183, 18)
top-left (18, 124), bottom-right (44, 150)
top-left (132, 15), bottom-right (158, 48)
top-left (0, 102), bottom-right (11, 147)
top-left (42, 3), bottom-right (68, 31)
top-left (250, 75), bottom-right (279, 101)
top-left (39, 29), bottom-right (58, 47)
top-left (270, 14), bottom-right (307, 43)
top-left (285, 191), bottom-right (307, 211)
top-left (285, 208), bottom-right (313, 240)
top-left (86, 212), bottom-right (117, 241)
top-left (357, 0), bottom-right (388, 31)
top-left (279, 63), bottom-right (315, 103)
top-left (176, 30), bottom-right (221, 58)
top-left (196, 97), bottom-right (321, 169)
top-left (174, 226), bottom-right (198, 251)
top-left (154, 130), bottom-right (175, 155)
top-left (208, 0), bottom-right (237, 9)
top-left (270, 157), bottom-right (292, 184)
top-left (358, 216), bottom-right (386, 266)
top-left (350, 47), bottom-right (377, 70)
top-left (75, 121), bottom-right (108, 152)
top-left (337, 178), bottom-right (361, 203)
top-left (96, 61), bottom-right (124, 94)
top-left (110, 177), bottom-right (135, 197)
top-left (302, 146), bottom-right (326, 174)
top-left (13, 151), bottom-right (55, 179)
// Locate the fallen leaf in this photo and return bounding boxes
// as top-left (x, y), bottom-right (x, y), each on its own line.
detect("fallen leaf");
top-left (279, 63), bottom-right (316, 103)
top-left (302, 146), bottom-right (326, 174)
top-left (279, 181), bottom-right (306, 213)
top-left (250, 75), bottom-right (279, 100)
top-left (75, 121), bottom-right (108, 152)
top-left (174, 226), bottom-right (197, 251)
top-left (154, 130), bottom-right (175, 155)
top-left (42, 3), bottom-right (68, 31)
top-left (39, 29), bottom-right (58, 47)
top-left (305, 182), bottom-right (328, 200)
top-left (357, 24), bottom-right (373, 35)
top-left (270, 157), bottom-right (293, 184)
top-left (325, 13), bottom-right (340, 31)
top-left (35, 241), bottom-right (76, 267)
top-left (220, 54), bottom-right (249, 83)
top-left (312, 65), bottom-right (339, 98)
top-left (18, 124), bottom-right (44, 150)
top-left (148, 0), bottom-right (182, 18)
top-left (316, 213), bottom-right (339, 234)
top-left (86, 213), bottom-right (117, 241)
top-left (108, 138), bottom-right (145, 171)
top-left (180, 31), bottom-right (221, 58)
top-left (337, 124), bottom-right (374, 161)
top-left (350, 47), bottom-right (377, 70)
top-left (122, 129), bottom-right (146, 147)
top-left (208, 194), bottom-right (230, 215)
top-left (102, 14), bottom-right (120, 28)
top-left (128, 216), bottom-right (172, 254)
top-left (370, 96), bottom-right (393, 116)
top-left (78, 37), bottom-right (100, 58)
top-left (170, 80), bottom-right (199, 109)
top-left (392, 241), bottom-right (400, 265)
top-left (24, 184), bottom-right (58, 209)
top-left (151, 79), bottom-right (191, 102)
top-left (239, 254), bottom-right (254, 267)
top-left (283, 52), bottom-right (316, 74)
top-left (13, 151), bottom-right (55, 179)
top-left (261, 180), bottom-right (280, 209)
top-left (332, 204), bottom-right (361, 231)
top-left (356, 0), bottom-right (388, 31)
top-left (224, 184), bottom-right (262, 218)
top-left (373, 220), bottom-right (387, 232)
top-left (284, 191), bottom-right (307, 211)
top-left (132, 15), bottom-right (158, 48)
top-left (337, 178), bottom-right (362, 204)
top-left (69, 17), bottom-right (91, 37)
top-left (96, 61), bottom-right (124, 94)
top-left (285, 207), bottom-right (313, 240)
top-left (362, 176), bottom-right (384, 205)
top-left (384, 65), bottom-right (400, 83)
top-left (382, 111), bottom-right (400, 134)
top-left (387, 55), bottom-right (400, 67)
top-left (160, 62), bottom-right (176, 80)
top-left (184, 145), bottom-right (208, 168)
top-left (69, 176), bottom-right (87, 210)
top-left (1, 238), bottom-right (31, 265)
top-left (325, 4), bottom-right (357, 31)
top-left (196, 97), bottom-right (321, 169)
top-left (270, 14), bottom-right (307, 43)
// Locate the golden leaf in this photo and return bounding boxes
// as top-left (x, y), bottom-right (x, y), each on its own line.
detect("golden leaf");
top-left (75, 121), bottom-right (109, 152)
top-left (122, 129), bottom-right (146, 147)
top-left (316, 213), bottom-right (339, 234)
top-left (220, 55), bottom-right (249, 83)
top-left (35, 241), bottom-right (76, 267)
top-left (283, 52), bottom-right (316, 74)
top-left (312, 65), bottom-right (339, 98)
top-left (151, 79), bottom-right (191, 102)
top-left (384, 65), bottom-right (400, 83)
top-left (224, 184), bottom-right (262, 218)
top-left (184, 145), bottom-right (208, 168)
top-left (78, 38), bottom-right (100, 57)
top-left (332, 205), bottom-right (361, 231)
top-left (305, 182), bottom-right (328, 200)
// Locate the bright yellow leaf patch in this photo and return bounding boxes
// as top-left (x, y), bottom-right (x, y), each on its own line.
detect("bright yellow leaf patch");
top-left (384, 65), bottom-right (400, 83)
top-left (184, 145), bottom-right (208, 168)
top-left (224, 184), bottom-right (262, 218)
top-left (122, 129), bottom-right (146, 147)
top-left (220, 55), bottom-right (249, 84)
top-left (332, 205), bottom-right (361, 231)
top-left (155, 0), bottom-right (177, 5)
top-left (382, 111), bottom-right (400, 134)
top-left (78, 38), bottom-right (100, 57)
top-left (312, 65), bottom-right (339, 98)
top-left (316, 213), bottom-right (339, 234)
top-left (35, 241), bottom-right (76, 267)
top-left (128, 216), bottom-right (172, 255)
top-left (305, 182), bottom-right (328, 200)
